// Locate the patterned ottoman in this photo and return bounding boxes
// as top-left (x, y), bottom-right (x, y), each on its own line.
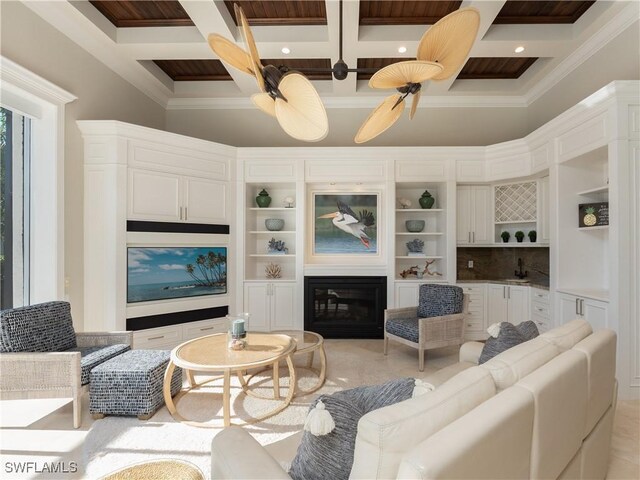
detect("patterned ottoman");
top-left (90, 350), bottom-right (182, 420)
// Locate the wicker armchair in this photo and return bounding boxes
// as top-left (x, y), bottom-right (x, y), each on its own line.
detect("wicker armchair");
top-left (0, 302), bottom-right (132, 428)
top-left (384, 285), bottom-right (469, 371)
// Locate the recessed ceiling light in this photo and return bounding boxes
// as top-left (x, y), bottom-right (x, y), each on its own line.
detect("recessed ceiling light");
top-left (515, 46), bottom-right (525, 53)
top-left (398, 46), bottom-right (407, 54)
top-left (281, 47), bottom-right (291, 54)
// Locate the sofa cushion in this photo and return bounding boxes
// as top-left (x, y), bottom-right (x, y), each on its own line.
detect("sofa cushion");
top-left (385, 317), bottom-right (419, 343)
top-left (350, 366), bottom-right (496, 480)
top-left (417, 284), bottom-right (464, 319)
top-left (479, 337), bottom-right (559, 391)
top-left (67, 344), bottom-right (131, 385)
top-left (289, 377), bottom-right (414, 480)
top-left (540, 319), bottom-right (592, 352)
top-left (479, 321), bottom-right (540, 364)
top-left (0, 301), bottom-right (77, 353)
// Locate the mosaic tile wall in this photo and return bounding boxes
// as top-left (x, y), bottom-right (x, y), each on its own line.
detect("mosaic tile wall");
top-left (457, 247), bottom-right (550, 286)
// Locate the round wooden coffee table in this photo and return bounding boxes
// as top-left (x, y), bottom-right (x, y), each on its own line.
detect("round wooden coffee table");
top-left (271, 330), bottom-right (326, 395)
top-left (163, 332), bottom-right (296, 428)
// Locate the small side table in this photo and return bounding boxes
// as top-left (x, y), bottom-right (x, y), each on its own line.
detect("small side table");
top-left (274, 330), bottom-right (326, 395)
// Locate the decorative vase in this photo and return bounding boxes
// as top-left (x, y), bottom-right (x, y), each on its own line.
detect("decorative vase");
top-left (405, 220), bottom-right (425, 232)
top-left (265, 218), bottom-right (285, 231)
top-left (501, 232), bottom-right (510, 243)
top-left (255, 189), bottom-right (272, 208)
top-left (515, 231), bottom-right (524, 243)
top-left (528, 231), bottom-right (537, 243)
top-left (419, 190), bottom-right (435, 209)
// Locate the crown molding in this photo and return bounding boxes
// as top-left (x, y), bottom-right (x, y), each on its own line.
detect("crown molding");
top-left (0, 56), bottom-right (77, 105)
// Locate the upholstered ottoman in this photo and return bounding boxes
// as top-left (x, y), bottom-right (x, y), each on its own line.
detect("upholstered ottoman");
top-left (89, 350), bottom-right (182, 420)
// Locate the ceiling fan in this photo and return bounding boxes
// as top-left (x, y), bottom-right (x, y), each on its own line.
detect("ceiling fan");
top-left (208, 4), bottom-right (329, 142)
top-left (355, 8), bottom-right (481, 143)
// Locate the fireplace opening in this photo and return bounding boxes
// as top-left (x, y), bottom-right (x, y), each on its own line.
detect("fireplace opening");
top-left (304, 276), bottom-right (386, 339)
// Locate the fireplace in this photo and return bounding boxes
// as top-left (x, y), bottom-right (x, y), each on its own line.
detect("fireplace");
top-left (304, 276), bottom-right (387, 339)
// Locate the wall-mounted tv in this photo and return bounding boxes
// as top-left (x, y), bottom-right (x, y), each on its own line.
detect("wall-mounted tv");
top-left (127, 247), bottom-right (227, 303)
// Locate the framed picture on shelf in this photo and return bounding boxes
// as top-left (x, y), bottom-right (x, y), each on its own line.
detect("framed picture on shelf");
top-left (579, 202), bottom-right (609, 228)
top-left (313, 193), bottom-right (379, 255)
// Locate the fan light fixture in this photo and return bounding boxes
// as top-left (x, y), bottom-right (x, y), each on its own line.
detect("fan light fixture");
top-left (281, 47), bottom-right (291, 54)
top-left (515, 46), bottom-right (525, 53)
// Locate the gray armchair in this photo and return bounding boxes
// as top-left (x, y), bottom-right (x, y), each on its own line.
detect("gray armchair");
top-left (384, 284), bottom-right (469, 371)
top-left (0, 301), bottom-right (132, 428)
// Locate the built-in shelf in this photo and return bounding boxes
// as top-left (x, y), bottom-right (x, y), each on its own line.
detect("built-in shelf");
top-left (494, 220), bottom-right (537, 225)
top-left (244, 278), bottom-right (295, 283)
top-left (396, 255), bottom-right (443, 259)
top-left (460, 243), bottom-right (550, 248)
top-left (249, 207), bottom-right (296, 211)
top-left (249, 254), bottom-right (296, 257)
top-left (577, 185), bottom-right (609, 196)
top-left (396, 209), bottom-right (443, 212)
top-left (249, 231), bottom-right (296, 234)
top-left (396, 278), bottom-right (447, 283)
top-left (578, 226), bottom-right (609, 231)
top-left (396, 232), bottom-right (444, 236)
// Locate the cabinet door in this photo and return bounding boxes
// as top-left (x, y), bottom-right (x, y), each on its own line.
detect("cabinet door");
top-left (128, 169), bottom-right (181, 221)
top-left (395, 283), bottom-right (419, 308)
top-left (507, 286), bottom-right (529, 323)
top-left (471, 186), bottom-right (492, 244)
top-left (538, 177), bottom-right (550, 244)
top-left (558, 293), bottom-right (581, 324)
top-left (271, 283), bottom-right (297, 330)
top-left (183, 177), bottom-right (227, 224)
top-left (244, 283), bottom-right (270, 332)
top-left (583, 299), bottom-right (608, 331)
top-left (456, 186), bottom-right (472, 245)
top-left (487, 285), bottom-right (509, 324)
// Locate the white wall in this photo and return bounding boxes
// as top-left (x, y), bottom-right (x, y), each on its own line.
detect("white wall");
top-left (0, 2), bottom-right (165, 328)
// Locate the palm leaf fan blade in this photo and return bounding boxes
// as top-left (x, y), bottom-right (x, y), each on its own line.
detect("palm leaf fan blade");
top-left (274, 73), bottom-right (328, 142)
top-left (207, 34), bottom-right (254, 75)
top-left (368, 61), bottom-right (443, 90)
top-left (417, 7), bottom-right (480, 81)
top-left (235, 4), bottom-right (265, 92)
top-left (410, 89), bottom-right (421, 119)
top-left (354, 94), bottom-right (405, 144)
top-left (251, 93), bottom-right (276, 117)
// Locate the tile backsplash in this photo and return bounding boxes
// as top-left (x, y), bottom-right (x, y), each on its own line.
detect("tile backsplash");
top-left (457, 247), bottom-right (550, 286)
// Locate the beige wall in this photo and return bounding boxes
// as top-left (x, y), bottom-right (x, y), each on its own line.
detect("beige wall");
top-left (1, 2), bottom-right (165, 328)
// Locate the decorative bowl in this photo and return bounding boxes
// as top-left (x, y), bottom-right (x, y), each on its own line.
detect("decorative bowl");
top-left (405, 220), bottom-right (425, 232)
top-left (265, 218), bottom-right (285, 231)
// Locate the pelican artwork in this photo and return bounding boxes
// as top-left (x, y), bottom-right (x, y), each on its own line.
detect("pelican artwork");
top-left (318, 200), bottom-right (376, 249)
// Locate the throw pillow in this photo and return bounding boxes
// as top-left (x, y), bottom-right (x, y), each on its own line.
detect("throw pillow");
top-left (479, 321), bottom-right (540, 364)
top-left (288, 377), bottom-right (415, 480)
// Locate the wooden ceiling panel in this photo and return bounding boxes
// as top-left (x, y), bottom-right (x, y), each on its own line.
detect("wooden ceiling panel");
top-left (356, 58), bottom-right (406, 81)
top-left (262, 59), bottom-right (333, 80)
top-left (90, 1), bottom-right (194, 28)
top-left (458, 57), bottom-right (538, 79)
top-left (154, 60), bottom-right (231, 81)
top-left (359, 1), bottom-right (462, 26)
top-left (225, 1), bottom-right (327, 26)
top-left (494, 1), bottom-right (595, 24)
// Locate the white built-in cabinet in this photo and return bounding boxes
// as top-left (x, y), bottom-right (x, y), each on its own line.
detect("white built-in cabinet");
top-left (128, 168), bottom-right (226, 223)
top-left (538, 177), bottom-right (550, 244)
top-left (459, 284), bottom-right (487, 340)
top-left (487, 284), bottom-right (529, 324)
top-left (243, 282), bottom-right (297, 331)
top-left (456, 186), bottom-right (492, 245)
top-left (557, 292), bottom-right (609, 331)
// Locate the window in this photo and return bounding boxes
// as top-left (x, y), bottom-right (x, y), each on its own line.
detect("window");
top-left (0, 107), bottom-right (31, 309)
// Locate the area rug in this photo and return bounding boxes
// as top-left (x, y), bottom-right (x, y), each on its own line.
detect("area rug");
top-left (82, 340), bottom-right (458, 478)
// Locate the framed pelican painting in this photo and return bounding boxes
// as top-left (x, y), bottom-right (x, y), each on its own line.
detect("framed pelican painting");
top-left (313, 193), bottom-right (378, 255)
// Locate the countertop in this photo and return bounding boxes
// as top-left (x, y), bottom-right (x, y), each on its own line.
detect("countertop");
top-left (457, 279), bottom-right (550, 291)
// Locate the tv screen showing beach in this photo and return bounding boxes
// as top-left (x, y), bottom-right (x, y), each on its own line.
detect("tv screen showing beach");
top-left (127, 247), bottom-right (227, 303)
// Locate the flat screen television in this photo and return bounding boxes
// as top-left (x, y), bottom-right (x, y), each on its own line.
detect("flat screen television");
top-left (127, 247), bottom-right (227, 303)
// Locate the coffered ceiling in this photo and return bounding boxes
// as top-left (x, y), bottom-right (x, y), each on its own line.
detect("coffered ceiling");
top-left (22, 1), bottom-right (638, 109)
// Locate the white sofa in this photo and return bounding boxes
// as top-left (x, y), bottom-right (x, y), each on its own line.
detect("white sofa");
top-left (211, 319), bottom-right (617, 479)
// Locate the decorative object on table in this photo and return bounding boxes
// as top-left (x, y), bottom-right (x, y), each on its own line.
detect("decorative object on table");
top-left (405, 219), bottom-right (425, 232)
top-left (255, 189), bottom-right (272, 208)
top-left (418, 190), bottom-right (435, 209)
top-left (398, 198), bottom-right (412, 209)
top-left (284, 196), bottom-right (295, 208)
top-left (265, 218), bottom-right (285, 231)
top-left (515, 231), bottom-right (525, 243)
top-left (579, 202), bottom-right (609, 227)
top-left (528, 230), bottom-right (537, 243)
top-left (208, 4), bottom-right (328, 142)
top-left (267, 238), bottom-right (289, 254)
top-left (314, 193), bottom-right (378, 255)
top-left (227, 313), bottom-right (248, 351)
top-left (500, 231), bottom-right (510, 243)
top-left (265, 263), bottom-right (282, 279)
top-left (354, 8), bottom-right (481, 143)
top-left (406, 239), bottom-right (425, 256)
top-left (399, 266), bottom-right (419, 279)
top-left (423, 258), bottom-right (442, 277)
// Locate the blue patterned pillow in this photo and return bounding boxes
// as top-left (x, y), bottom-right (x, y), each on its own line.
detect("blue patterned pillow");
top-left (0, 301), bottom-right (77, 353)
top-left (417, 284), bottom-right (464, 318)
